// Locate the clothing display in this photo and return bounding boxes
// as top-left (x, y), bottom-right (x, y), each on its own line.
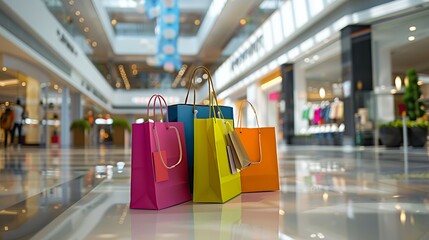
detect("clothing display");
top-left (302, 99), bottom-right (344, 125)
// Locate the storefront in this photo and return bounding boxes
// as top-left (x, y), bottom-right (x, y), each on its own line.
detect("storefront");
top-left (372, 9), bottom-right (429, 123)
top-left (290, 41), bottom-right (346, 145)
top-left (370, 9), bottom-right (429, 147)
top-left (0, 64), bottom-right (42, 146)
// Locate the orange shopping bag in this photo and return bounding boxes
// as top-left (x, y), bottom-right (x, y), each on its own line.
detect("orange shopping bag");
top-left (235, 100), bottom-right (279, 192)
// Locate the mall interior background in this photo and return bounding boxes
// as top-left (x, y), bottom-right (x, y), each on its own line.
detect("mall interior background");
top-left (0, 0), bottom-right (429, 148)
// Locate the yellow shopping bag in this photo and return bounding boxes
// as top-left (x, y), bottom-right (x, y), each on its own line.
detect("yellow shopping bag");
top-left (193, 73), bottom-right (241, 203)
top-left (193, 116), bottom-right (242, 203)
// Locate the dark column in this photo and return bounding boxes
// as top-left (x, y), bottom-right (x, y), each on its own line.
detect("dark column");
top-left (281, 64), bottom-right (294, 144)
top-left (341, 25), bottom-right (373, 145)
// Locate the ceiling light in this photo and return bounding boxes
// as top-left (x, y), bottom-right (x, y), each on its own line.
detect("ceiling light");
top-left (132, 69), bottom-right (138, 75)
top-left (21, 82), bottom-right (26, 87)
top-left (202, 74), bottom-right (208, 80)
top-left (91, 41), bottom-right (98, 47)
top-left (240, 18), bottom-right (247, 25)
top-left (75, 10), bottom-right (80, 16)
top-left (0, 79), bottom-right (19, 87)
top-left (118, 65), bottom-right (131, 90)
top-left (79, 17), bottom-right (85, 23)
top-left (111, 19), bottom-right (117, 26)
top-left (261, 76), bottom-right (282, 90)
top-left (395, 76), bottom-right (402, 90)
top-left (194, 19), bottom-right (200, 26)
top-left (319, 87), bottom-right (326, 99)
top-left (115, 82), bottom-right (121, 88)
top-left (131, 64), bottom-right (137, 69)
top-left (1, 67), bottom-right (7, 71)
top-left (172, 65), bottom-right (188, 88)
top-left (84, 27), bottom-right (90, 32)
top-left (408, 36), bottom-right (415, 41)
top-left (54, 84), bottom-right (59, 90)
top-left (68, 0), bottom-right (74, 5)
top-left (404, 77), bottom-right (409, 87)
top-left (409, 26), bottom-right (416, 31)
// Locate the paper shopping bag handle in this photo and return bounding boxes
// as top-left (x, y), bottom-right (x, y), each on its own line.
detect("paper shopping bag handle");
top-left (147, 94), bottom-right (169, 122)
top-left (236, 100), bottom-right (262, 164)
top-left (184, 66), bottom-right (225, 119)
top-left (153, 124), bottom-right (183, 169)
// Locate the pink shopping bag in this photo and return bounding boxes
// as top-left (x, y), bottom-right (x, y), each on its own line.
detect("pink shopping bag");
top-left (130, 95), bottom-right (191, 210)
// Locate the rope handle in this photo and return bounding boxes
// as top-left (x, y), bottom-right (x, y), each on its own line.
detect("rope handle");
top-left (236, 100), bottom-right (262, 164)
top-left (237, 100), bottom-right (261, 131)
top-left (146, 94), bottom-right (169, 122)
top-left (153, 125), bottom-right (183, 169)
top-left (184, 66), bottom-right (225, 120)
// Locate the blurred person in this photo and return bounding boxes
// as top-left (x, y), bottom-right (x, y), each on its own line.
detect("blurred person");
top-left (11, 99), bottom-right (24, 148)
top-left (1, 107), bottom-right (14, 147)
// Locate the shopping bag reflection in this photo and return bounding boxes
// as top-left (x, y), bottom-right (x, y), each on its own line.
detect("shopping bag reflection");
top-left (238, 192), bottom-right (281, 239)
top-left (192, 198), bottom-right (242, 240)
top-left (130, 204), bottom-right (193, 239)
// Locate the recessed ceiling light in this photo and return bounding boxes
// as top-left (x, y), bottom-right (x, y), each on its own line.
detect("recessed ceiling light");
top-left (1, 67), bottom-right (7, 71)
top-left (79, 17), bottom-right (84, 23)
top-left (409, 26), bottom-right (416, 31)
top-left (75, 10), bottom-right (80, 16)
top-left (68, 0), bottom-right (74, 5)
top-left (84, 27), bottom-right (90, 32)
top-left (408, 36), bottom-right (415, 41)
top-left (194, 19), bottom-right (200, 26)
top-left (21, 82), bottom-right (26, 87)
top-left (240, 18), bottom-right (247, 25)
top-left (111, 19), bottom-right (117, 26)
top-left (115, 82), bottom-right (121, 88)
top-left (91, 41), bottom-right (97, 47)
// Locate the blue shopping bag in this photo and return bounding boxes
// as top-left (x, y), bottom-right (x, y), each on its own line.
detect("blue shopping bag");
top-left (168, 66), bottom-right (233, 192)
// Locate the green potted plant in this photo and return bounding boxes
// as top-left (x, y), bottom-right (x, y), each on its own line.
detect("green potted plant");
top-left (70, 119), bottom-right (90, 147)
top-left (111, 118), bottom-right (131, 147)
top-left (402, 69), bottom-right (425, 120)
top-left (379, 120), bottom-right (403, 147)
top-left (408, 120), bottom-right (429, 147)
top-left (402, 68), bottom-right (428, 147)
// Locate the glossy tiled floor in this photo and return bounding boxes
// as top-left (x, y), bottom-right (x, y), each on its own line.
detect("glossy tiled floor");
top-left (1, 145), bottom-right (429, 240)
